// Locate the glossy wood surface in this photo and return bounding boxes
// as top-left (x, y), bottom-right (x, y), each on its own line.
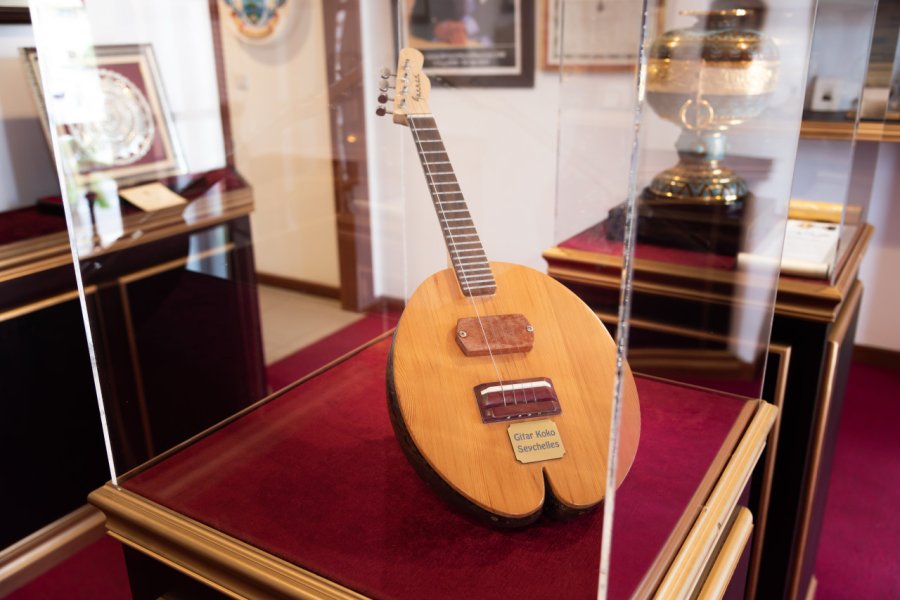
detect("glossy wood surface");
top-left (390, 262), bottom-right (641, 521)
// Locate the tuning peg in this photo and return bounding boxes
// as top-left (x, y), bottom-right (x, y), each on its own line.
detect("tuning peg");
top-left (380, 68), bottom-right (396, 80)
top-left (377, 93), bottom-right (391, 104)
top-left (378, 80), bottom-right (391, 93)
top-left (376, 105), bottom-right (393, 117)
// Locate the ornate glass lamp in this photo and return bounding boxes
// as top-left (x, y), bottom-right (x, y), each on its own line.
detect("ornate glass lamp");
top-left (612, 9), bottom-right (779, 255)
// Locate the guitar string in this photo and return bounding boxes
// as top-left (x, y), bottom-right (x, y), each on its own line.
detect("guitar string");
top-left (410, 115), bottom-right (538, 409)
top-left (410, 116), bottom-right (538, 410)
top-left (418, 118), bottom-right (537, 409)
top-left (408, 114), bottom-right (515, 407)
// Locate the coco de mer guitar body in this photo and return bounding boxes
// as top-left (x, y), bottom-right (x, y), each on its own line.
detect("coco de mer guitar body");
top-left (380, 49), bottom-right (641, 527)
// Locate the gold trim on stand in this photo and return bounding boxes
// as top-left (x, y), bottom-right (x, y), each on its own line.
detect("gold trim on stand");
top-left (87, 386), bottom-right (767, 599)
top-left (0, 187), bottom-right (253, 281)
top-left (89, 486), bottom-right (369, 600)
top-left (787, 281), bottom-right (863, 599)
top-left (654, 402), bottom-right (778, 598)
top-left (117, 243), bottom-right (236, 285)
top-left (0, 286), bottom-right (97, 323)
top-left (697, 507), bottom-right (754, 600)
top-left (744, 344), bottom-right (791, 599)
top-left (0, 505), bottom-right (105, 596)
top-left (800, 119), bottom-right (900, 143)
top-left (543, 224), bottom-right (872, 324)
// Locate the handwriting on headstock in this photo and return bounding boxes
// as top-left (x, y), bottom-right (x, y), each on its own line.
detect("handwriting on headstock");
top-left (375, 48), bottom-right (431, 127)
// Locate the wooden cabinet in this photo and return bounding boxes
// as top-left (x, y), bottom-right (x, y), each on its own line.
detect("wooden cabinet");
top-left (543, 224), bottom-right (872, 599)
top-left (0, 177), bottom-right (267, 551)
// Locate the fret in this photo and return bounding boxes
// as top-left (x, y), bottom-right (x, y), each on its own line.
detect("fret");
top-left (410, 115), bottom-right (495, 297)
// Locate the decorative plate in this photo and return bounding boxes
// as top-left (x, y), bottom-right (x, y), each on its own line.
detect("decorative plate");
top-left (221, 0), bottom-right (291, 44)
top-left (69, 68), bottom-right (155, 167)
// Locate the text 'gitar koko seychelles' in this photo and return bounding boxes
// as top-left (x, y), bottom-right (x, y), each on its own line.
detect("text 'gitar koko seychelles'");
top-left (507, 419), bottom-right (566, 464)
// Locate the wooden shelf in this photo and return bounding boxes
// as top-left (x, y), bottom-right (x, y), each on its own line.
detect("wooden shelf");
top-left (800, 119), bottom-right (900, 142)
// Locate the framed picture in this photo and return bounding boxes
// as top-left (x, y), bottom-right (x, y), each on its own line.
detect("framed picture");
top-left (542, 0), bottom-right (645, 71)
top-left (398, 0), bottom-right (535, 87)
top-left (0, 0), bottom-right (29, 25)
top-left (21, 44), bottom-right (185, 186)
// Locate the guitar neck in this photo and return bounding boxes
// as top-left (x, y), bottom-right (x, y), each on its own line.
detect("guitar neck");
top-left (408, 114), bottom-right (496, 297)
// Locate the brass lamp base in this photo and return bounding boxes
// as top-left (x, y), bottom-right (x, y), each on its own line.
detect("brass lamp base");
top-left (605, 130), bottom-right (750, 256)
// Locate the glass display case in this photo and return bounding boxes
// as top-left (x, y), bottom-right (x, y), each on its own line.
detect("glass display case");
top-left (792, 0), bottom-right (879, 284)
top-left (0, 0), bottom-right (110, 554)
top-left (11, 0), bottom-right (846, 597)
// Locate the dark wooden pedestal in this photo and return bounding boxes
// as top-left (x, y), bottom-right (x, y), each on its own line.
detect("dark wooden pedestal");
top-left (89, 336), bottom-right (775, 599)
top-left (543, 224), bottom-right (871, 599)
top-left (0, 181), bottom-right (267, 561)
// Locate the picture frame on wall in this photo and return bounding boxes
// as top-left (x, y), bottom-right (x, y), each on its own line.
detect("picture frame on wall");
top-left (0, 0), bottom-right (29, 24)
top-left (542, 0), bottom-right (644, 71)
top-left (398, 0), bottom-right (535, 87)
top-left (21, 44), bottom-right (185, 186)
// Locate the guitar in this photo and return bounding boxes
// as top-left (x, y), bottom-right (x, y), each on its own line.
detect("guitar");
top-left (381, 48), bottom-right (641, 527)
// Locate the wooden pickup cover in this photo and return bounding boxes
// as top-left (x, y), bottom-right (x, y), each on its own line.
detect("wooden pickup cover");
top-left (455, 314), bottom-right (533, 356)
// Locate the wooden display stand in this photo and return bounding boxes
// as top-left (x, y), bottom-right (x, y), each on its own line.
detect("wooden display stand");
top-left (0, 172), bottom-right (267, 592)
top-left (543, 222), bottom-right (872, 599)
top-left (87, 335), bottom-right (776, 599)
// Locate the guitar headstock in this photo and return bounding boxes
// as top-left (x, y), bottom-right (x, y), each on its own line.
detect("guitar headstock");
top-left (375, 48), bottom-right (431, 127)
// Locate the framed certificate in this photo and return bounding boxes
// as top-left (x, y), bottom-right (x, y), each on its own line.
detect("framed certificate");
top-left (542, 0), bottom-right (646, 71)
top-left (399, 0), bottom-right (535, 87)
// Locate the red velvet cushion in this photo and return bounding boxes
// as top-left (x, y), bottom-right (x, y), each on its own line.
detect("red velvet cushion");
top-left (125, 339), bottom-right (751, 599)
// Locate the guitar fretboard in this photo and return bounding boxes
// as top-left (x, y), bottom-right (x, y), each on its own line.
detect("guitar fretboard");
top-left (408, 114), bottom-right (496, 297)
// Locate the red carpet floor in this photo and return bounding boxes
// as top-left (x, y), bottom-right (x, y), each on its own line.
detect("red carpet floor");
top-left (266, 312), bottom-right (399, 391)
top-left (814, 362), bottom-right (900, 599)
top-left (6, 358), bottom-right (898, 598)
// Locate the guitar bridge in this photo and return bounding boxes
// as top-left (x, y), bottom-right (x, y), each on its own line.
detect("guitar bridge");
top-left (474, 378), bottom-right (560, 424)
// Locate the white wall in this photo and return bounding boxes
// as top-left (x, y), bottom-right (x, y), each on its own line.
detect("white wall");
top-left (0, 24), bottom-right (58, 211)
top-left (856, 142), bottom-right (900, 351)
top-left (4, 1), bottom-right (227, 212)
top-left (219, 0), bottom-right (340, 286)
top-left (361, 0), bottom-right (639, 300)
top-left (78, 0), bottom-right (227, 173)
